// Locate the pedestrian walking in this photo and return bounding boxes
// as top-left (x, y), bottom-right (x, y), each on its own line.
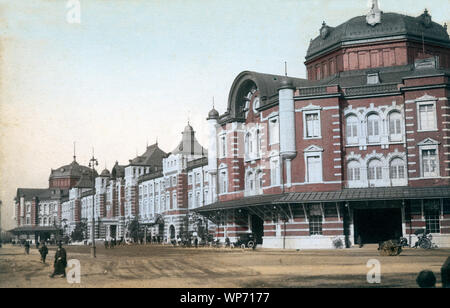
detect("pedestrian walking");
top-left (39, 242), bottom-right (48, 264)
top-left (24, 241), bottom-right (30, 255)
top-left (50, 242), bottom-right (67, 278)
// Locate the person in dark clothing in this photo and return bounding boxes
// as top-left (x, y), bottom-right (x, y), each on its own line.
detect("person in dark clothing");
top-left (39, 243), bottom-right (48, 264)
top-left (24, 241), bottom-right (30, 255)
top-left (50, 243), bottom-right (67, 278)
top-left (194, 237), bottom-right (198, 248)
top-left (36, 241), bottom-right (40, 249)
top-left (416, 270), bottom-right (436, 288)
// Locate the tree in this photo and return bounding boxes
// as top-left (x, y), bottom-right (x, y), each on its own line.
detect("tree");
top-left (71, 221), bottom-right (87, 242)
top-left (128, 218), bottom-right (140, 242)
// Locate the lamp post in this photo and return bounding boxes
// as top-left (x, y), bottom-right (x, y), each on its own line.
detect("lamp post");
top-left (89, 153), bottom-right (98, 258)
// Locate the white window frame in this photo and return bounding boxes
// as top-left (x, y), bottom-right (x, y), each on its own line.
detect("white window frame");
top-left (367, 113), bottom-right (381, 144)
top-left (389, 157), bottom-right (407, 187)
top-left (304, 146), bottom-right (324, 183)
top-left (420, 147), bottom-right (439, 178)
top-left (219, 170), bottom-right (228, 194)
top-left (269, 116), bottom-right (279, 145)
top-left (367, 159), bottom-right (383, 187)
top-left (270, 157), bottom-right (281, 186)
top-left (303, 110), bottom-right (322, 140)
top-left (346, 114), bottom-right (359, 145)
top-left (219, 134), bottom-right (227, 159)
top-left (388, 111), bottom-right (403, 142)
top-left (417, 99), bottom-right (438, 132)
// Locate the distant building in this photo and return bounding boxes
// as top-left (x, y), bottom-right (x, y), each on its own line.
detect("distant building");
top-left (11, 157), bottom-right (95, 243)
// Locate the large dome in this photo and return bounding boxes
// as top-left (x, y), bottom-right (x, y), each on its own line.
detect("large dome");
top-left (49, 160), bottom-right (94, 180)
top-left (306, 11), bottom-right (450, 61)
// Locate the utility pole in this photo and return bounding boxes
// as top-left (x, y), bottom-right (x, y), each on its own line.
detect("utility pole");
top-left (0, 200), bottom-right (3, 243)
top-left (89, 150), bottom-right (98, 258)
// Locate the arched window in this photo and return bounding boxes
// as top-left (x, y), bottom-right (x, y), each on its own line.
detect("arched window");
top-left (246, 171), bottom-right (255, 195)
top-left (256, 129), bottom-right (261, 158)
top-left (172, 192), bottom-right (177, 209)
top-left (219, 171), bottom-right (228, 194)
top-left (347, 160), bottom-right (361, 182)
top-left (270, 158), bottom-right (280, 186)
top-left (245, 132), bottom-right (251, 159)
top-left (256, 170), bottom-right (263, 194)
top-left (346, 115), bottom-right (359, 145)
top-left (367, 113), bottom-right (381, 143)
top-left (389, 111), bottom-right (403, 142)
top-left (389, 158), bottom-right (405, 179)
top-left (368, 159), bottom-right (383, 182)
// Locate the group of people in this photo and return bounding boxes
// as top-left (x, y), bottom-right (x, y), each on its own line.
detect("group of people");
top-left (22, 240), bottom-right (67, 278)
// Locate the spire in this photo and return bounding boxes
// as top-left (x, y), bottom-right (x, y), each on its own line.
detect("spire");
top-left (366, 0), bottom-right (382, 27)
top-left (371, 0), bottom-right (380, 11)
top-left (73, 141), bottom-right (77, 162)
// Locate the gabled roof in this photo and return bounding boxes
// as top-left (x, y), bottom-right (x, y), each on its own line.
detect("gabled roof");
top-left (129, 143), bottom-right (167, 167)
top-left (16, 188), bottom-right (52, 202)
top-left (111, 161), bottom-right (126, 179)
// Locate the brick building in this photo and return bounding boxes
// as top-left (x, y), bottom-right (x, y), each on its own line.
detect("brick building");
top-left (11, 1), bottom-right (450, 249)
top-left (196, 2), bottom-right (450, 249)
top-left (12, 156), bottom-right (94, 243)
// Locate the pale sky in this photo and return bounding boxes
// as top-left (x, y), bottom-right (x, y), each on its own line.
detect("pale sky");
top-left (0, 0), bottom-right (449, 230)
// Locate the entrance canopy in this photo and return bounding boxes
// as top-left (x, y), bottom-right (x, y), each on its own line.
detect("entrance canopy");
top-left (276, 186), bottom-right (450, 203)
top-left (195, 186), bottom-right (450, 222)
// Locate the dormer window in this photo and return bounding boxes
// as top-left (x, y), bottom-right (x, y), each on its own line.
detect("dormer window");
top-left (367, 72), bottom-right (380, 85)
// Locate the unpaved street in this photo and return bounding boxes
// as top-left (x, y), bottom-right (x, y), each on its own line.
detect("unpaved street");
top-left (0, 244), bottom-right (448, 288)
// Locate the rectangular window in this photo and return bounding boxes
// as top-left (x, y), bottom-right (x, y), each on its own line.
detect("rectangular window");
top-left (348, 167), bottom-right (360, 181)
top-left (309, 216), bottom-right (323, 235)
top-left (419, 104), bottom-right (436, 131)
top-left (269, 117), bottom-right (279, 144)
top-left (425, 207), bottom-right (440, 234)
top-left (368, 166), bottom-right (382, 180)
top-left (220, 135), bottom-right (226, 158)
top-left (305, 113), bottom-right (320, 138)
top-left (307, 156), bottom-right (322, 183)
top-left (422, 149), bottom-right (438, 177)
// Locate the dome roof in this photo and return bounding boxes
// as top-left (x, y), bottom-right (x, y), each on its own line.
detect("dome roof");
top-left (207, 108), bottom-right (219, 120)
top-left (100, 169), bottom-right (110, 177)
top-left (49, 160), bottom-right (94, 180)
top-left (306, 11), bottom-right (450, 61)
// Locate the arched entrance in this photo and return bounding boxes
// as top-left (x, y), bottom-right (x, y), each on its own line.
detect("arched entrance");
top-left (169, 225), bottom-right (176, 240)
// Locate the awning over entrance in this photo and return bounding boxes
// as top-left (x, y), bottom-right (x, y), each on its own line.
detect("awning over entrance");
top-left (276, 186), bottom-right (450, 204)
top-left (195, 186), bottom-right (450, 214)
top-left (195, 194), bottom-right (283, 213)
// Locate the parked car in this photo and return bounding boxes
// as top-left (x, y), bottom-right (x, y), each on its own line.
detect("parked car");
top-left (234, 233), bottom-right (256, 249)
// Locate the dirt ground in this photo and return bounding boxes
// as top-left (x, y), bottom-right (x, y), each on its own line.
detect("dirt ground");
top-left (0, 244), bottom-right (448, 288)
